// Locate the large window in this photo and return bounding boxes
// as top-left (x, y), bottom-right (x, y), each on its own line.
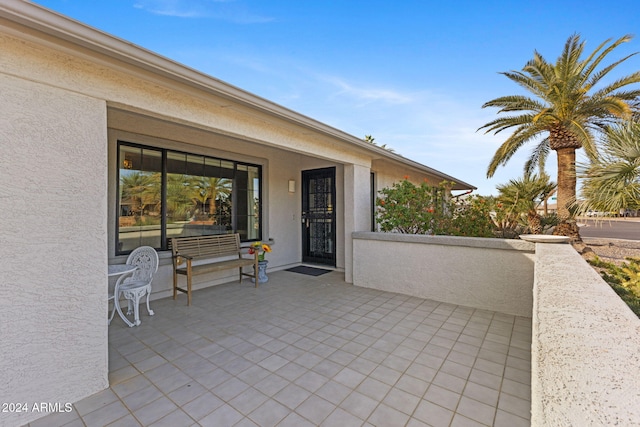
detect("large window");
top-left (117, 142), bottom-right (262, 254)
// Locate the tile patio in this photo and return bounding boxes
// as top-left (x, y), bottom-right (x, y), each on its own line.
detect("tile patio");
top-left (28, 270), bottom-right (532, 427)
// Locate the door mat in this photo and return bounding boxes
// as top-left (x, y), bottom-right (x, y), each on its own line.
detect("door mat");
top-left (285, 266), bottom-right (332, 276)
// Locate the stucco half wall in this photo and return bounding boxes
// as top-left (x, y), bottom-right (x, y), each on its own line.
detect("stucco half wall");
top-left (352, 232), bottom-right (535, 317)
top-left (0, 75), bottom-right (109, 426)
top-left (532, 242), bottom-right (640, 426)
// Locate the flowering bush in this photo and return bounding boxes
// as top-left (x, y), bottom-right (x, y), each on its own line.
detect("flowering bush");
top-left (248, 242), bottom-right (271, 261)
top-left (376, 179), bottom-right (496, 237)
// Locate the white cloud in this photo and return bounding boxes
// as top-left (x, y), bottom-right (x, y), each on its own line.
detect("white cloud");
top-left (291, 79), bottom-right (545, 195)
top-left (133, 0), bottom-right (273, 23)
top-left (318, 75), bottom-right (414, 105)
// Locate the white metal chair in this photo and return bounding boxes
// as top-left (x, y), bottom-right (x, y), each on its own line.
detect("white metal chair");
top-left (109, 246), bottom-right (158, 327)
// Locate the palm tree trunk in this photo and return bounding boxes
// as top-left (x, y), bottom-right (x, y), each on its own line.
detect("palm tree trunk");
top-left (553, 147), bottom-right (581, 240)
top-left (527, 210), bottom-right (542, 234)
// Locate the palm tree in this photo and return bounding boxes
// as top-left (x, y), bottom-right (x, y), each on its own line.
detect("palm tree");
top-left (497, 173), bottom-right (557, 234)
top-left (479, 34), bottom-right (640, 239)
top-left (120, 171), bottom-right (160, 217)
top-left (190, 176), bottom-right (232, 218)
top-left (579, 121), bottom-right (640, 215)
top-left (166, 174), bottom-right (193, 221)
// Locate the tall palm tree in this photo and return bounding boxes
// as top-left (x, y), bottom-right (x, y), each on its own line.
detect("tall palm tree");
top-left (479, 34), bottom-right (640, 239)
top-left (579, 121), bottom-right (640, 215)
top-left (190, 176), bottom-right (232, 218)
top-left (496, 173), bottom-right (557, 234)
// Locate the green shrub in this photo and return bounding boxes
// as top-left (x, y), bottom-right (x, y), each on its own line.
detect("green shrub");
top-left (449, 195), bottom-right (496, 237)
top-left (587, 256), bottom-right (640, 318)
top-left (375, 179), bottom-right (496, 237)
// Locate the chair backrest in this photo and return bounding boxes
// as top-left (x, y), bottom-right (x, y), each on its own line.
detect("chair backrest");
top-left (126, 246), bottom-right (159, 285)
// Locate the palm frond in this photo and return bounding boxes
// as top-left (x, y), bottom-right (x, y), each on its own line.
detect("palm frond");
top-left (525, 138), bottom-right (550, 175)
top-left (481, 95), bottom-right (546, 113)
top-left (578, 121), bottom-right (640, 214)
top-left (586, 54), bottom-right (640, 89)
top-left (487, 126), bottom-right (547, 177)
top-left (582, 35), bottom-right (634, 81)
top-left (478, 114), bottom-right (538, 134)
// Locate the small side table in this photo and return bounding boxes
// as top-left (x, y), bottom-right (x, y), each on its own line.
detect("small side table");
top-left (108, 264), bottom-right (138, 327)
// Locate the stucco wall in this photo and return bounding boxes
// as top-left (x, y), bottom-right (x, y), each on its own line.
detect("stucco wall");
top-left (0, 75), bottom-right (108, 426)
top-left (352, 232), bottom-right (535, 317)
top-left (532, 243), bottom-right (640, 426)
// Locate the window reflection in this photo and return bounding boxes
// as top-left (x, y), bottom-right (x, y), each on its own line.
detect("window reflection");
top-left (118, 146), bottom-right (162, 253)
top-left (117, 142), bottom-right (262, 254)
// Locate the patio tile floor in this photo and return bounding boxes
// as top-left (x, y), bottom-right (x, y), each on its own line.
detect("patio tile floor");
top-left (28, 270), bottom-right (531, 427)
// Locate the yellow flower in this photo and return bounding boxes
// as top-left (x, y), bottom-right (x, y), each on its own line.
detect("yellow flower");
top-left (262, 244), bottom-right (272, 253)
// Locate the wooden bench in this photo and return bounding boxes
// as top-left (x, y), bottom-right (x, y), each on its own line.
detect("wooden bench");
top-left (171, 234), bottom-right (259, 306)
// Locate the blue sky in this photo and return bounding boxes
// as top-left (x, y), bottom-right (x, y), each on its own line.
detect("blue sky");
top-left (33, 0), bottom-right (640, 195)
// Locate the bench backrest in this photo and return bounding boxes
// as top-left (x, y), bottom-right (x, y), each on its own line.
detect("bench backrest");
top-left (171, 234), bottom-right (242, 260)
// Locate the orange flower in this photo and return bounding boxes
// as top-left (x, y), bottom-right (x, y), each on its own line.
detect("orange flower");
top-left (403, 175), bottom-right (409, 180)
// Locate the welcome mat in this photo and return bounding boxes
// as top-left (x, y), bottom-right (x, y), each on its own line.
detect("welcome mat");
top-left (285, 266), bottom-right (332, 276)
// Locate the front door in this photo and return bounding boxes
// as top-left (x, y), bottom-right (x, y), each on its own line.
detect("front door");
top-left (302, 167), bottom-right (336, 266)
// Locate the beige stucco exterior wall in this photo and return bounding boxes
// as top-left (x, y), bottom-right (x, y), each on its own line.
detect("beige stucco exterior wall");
top-left (352, 232), bottom-right (535, 317)
top-left (0, 75), bottom-right (108, 426)
top-left (532, 243), bottom-right (640, 425)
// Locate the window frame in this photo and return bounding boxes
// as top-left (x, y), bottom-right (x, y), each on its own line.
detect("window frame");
top-left (116, 141), bottom-right (263, 255)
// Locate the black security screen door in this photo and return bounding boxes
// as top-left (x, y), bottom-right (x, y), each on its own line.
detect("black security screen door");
top-left (302, 168), bottom-right (336, 266)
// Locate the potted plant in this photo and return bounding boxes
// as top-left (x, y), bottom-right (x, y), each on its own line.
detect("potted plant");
top-left (248, 242), bottom-right (272, 283)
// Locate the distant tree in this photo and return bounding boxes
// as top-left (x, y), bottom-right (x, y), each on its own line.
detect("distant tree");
top-left (579, 121), bottom-right (640, 215)
top-left (479, 34), bottom-right (640, 240)
top-left (364, 134), bottom-right (394, 152)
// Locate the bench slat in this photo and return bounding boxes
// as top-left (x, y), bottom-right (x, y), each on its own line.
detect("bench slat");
top-left (175, 258), bottom-right (255, 275)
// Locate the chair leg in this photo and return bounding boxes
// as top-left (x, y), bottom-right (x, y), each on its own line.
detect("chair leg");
top-left (133, 293), bottom-right (141, 326)
top-left (146, 287), bottom-right (154, 316)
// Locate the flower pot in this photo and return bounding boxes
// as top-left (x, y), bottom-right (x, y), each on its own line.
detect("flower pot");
top-left (252, 260), bottom-right (269, 283)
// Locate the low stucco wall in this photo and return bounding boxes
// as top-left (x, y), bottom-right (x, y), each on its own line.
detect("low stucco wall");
top-left (352, 232), bottom-right (535, 317)
top-left (532, 242), bottom-right (640, 425)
